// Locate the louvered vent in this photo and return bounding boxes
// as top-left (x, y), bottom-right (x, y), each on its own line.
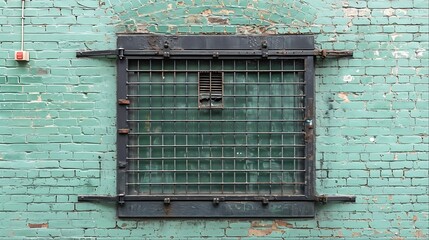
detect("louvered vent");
top-left (198, 71), bottom-right (223, 109)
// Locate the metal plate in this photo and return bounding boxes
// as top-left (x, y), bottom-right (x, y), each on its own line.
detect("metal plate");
top-left (118, 201), bottom-right (315, 218)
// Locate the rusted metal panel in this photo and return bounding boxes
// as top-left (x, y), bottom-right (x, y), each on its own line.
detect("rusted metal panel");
top-left (118, 201), bottom-right (315, 218)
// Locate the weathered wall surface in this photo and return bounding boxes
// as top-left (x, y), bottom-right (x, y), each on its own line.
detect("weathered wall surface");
top-left (0, 0), bottom-right (428, 239)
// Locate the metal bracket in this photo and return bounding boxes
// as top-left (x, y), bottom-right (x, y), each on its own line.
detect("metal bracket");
top-left (76, 48), bottom-right (125, 59)
top-left (315, 195), bottom-right (356, 204)
top-left (315, 49), bottom-right (353, 58)
top-left (78, 195), bottom-right (118, 202)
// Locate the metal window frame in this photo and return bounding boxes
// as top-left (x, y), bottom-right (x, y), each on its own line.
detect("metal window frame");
top-left (76, 34), bottom-right (356, 218)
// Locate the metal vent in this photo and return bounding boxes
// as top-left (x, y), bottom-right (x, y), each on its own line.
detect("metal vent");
top-left (198, 71), bottom-right (223, 109)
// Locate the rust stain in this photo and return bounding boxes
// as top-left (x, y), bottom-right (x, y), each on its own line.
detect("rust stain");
top-left (28, 223), bottom-right (48, 228)
top-left (412, 215), bottom-right (418, 222)
top-left (352, 232), bottom-right (362, 237)
top-left (392, 237), bottom-right (405, 240)
top-left (338, 92), bottom-right (350, 102)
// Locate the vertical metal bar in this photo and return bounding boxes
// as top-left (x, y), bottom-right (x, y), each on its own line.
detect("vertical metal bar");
top-left (304, 56), bottom-right (315, 198)
top-left (185, 60), bottom-right (189, 194)
top-left (161, 60), bottom-right (165, 194)
top-left (149, 60), bottom-right (153, 195)
top-left (137, 59), bottom-right (141, 194)
top-left (256, 60), bottom-right (260, 195)
top-left (268, 60), bottom-right (272, 195)
top-left (293, 60), bottom-right (297, 194)
top-left (173, 60), bottom-right (177, 194)
top-left (117, 55), bottom-right (128, 199)
top-left (281, 59), bottom-right (285, 195)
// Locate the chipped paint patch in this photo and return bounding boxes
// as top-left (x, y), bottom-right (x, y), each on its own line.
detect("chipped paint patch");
top-left (217, 9), bottom-right (234, 15)
top-left (248, 220), bottom-right (291, 237)
top-left (201, 9), bottom-right (212, 16)
top-left (28, 223), bottom-right (48, 228)
top-left (338, 92), bottom-right (350, 103)
top-left (344, 8), bottom-right (358, 17)
top-left (31, 95), bottom-right (42, 103)
top-left (392, 51), bottom-right (410, 59)
top-left (415, 48), bottom-right (426, 58)
top-left (391, 33), bottom-right (401, 41)
top-left (384, 8), bottom-right (395, 16)
top-left (207, 17), bottom-right (229, 25)
top-left (415, 230), bottom-right (425, 238)
top-left (343, 75), bottom-right (354, 82)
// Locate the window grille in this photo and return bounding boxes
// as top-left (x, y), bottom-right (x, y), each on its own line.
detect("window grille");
top-left (76, 35), bottom-right (356, 218)
top-left (114, 35), bottom-right (316, 217)
top-left (126, 59), bottom-right (307, 197)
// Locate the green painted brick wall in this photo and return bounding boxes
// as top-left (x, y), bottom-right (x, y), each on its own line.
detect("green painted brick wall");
top-left (0, 0), bottom-right (428, 239)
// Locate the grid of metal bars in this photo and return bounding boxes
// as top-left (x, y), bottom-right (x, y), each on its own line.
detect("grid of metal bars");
top-left (125, 58), bottom-right (308, 197)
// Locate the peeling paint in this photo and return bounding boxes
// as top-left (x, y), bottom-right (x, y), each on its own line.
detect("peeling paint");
top-left (391, 33), bottom-right (401, 41)
top-left (31, 95), bottom-right (42, 103)
top-left (207, 17), bottom-right (229, 25)
top-left (338, 92), bottom-right (350, 103)
top-left (217, 9), bottom-right (234, 15)
top-left (343, 75), bottom-right (354, 82)
top-left (28, 223), bottom-right (48, 228)
top-left (201, 9), bottom-right (212, 16)
top-left (415, 230), bottom-right (425, 238)
top-left (186, 15), bottom-right (203, 24)
top-left (384, 8), bottom-right (395, 16)
top-left (392, 51), bottom-right (410, 59)
top-left (247, 220), bottom-right (292, 237)
top-left (415, 48), bottom-right (426, 57)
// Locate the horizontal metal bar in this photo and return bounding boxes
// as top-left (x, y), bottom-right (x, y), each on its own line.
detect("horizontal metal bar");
top-left (127, 82), bottom-right (305, 85)
top-left (316, 50), bottom-right (354, 58)
top-left (127, 107), bottom-right (306, 110)
top-left (123, 195), bottom-right (311, 201)
top-left (127, 144), bottom-right (305, 148)
top-left (127, 120), bottom-right (305, 123)
top-left (124, 49), bottom-right (317, 57)
top-left (118, 201), bottom-right (315, 218)
top-left (127, 69), bottom-right (305, 73)
top-left (316, 195), bottom-right (357, 203)
top-left (128, 196), bottom-right (311, 201)
top-left (127, 169), bottom-right (306, 173)
top-left (127, 157), bottom-right (306, 160)
top-left (76, 50), bottom-right (117, 58)
top-left (128, 131), bottom-right (305, 135)
top-left (78, 195), bottom-right (118, 202)
top-left (126, 182), bottom-right (306, 185)
top-left (127, 94), bottom-right (306, 97)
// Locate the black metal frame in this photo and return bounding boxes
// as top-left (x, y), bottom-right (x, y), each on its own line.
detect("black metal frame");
top-left (77, 35), bottom-right (355, 218)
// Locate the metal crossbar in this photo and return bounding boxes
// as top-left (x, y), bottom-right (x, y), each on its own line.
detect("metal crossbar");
top-left (125, 59), bottom-right (307, 196)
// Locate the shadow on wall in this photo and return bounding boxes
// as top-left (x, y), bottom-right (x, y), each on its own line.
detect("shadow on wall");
top-left (103, 0), bottom-right (324, 34)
